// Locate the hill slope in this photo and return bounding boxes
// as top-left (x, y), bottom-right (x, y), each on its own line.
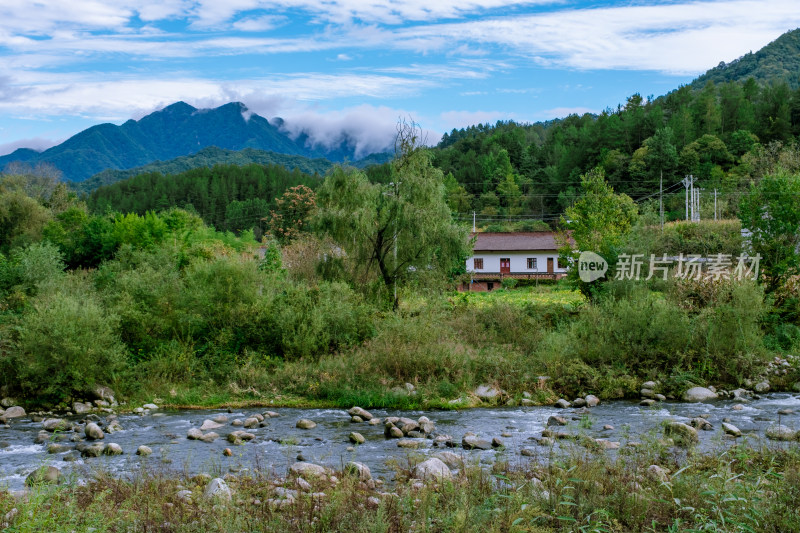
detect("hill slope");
top-left (691, 28), bottom-right (800, 89)
top-left (0, 102), bottom-right (378, 182)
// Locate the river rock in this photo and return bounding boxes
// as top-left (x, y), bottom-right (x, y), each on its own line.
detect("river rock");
top-left (26, 466), bottom-right (61, 486)
top-left (414, 458), bottom-right (452, 482)
top-left (386, 425), bottom-right (404, 439)
top-left (642, 381), bottom-right (657, 390)
top-left (47, 443), bottom-right (72, 454)
top-left (200, 419), bottom-right (223, 431)
top-left (521, 448), bottom-right (536, 457)
top-left (103, 443), bottom-right (123, 455)
top-left (474, 385), bottom-right (501, 400)
top-left (732, 404), bottom-right (744, 411)
top-left (34, 430), bottom-right (50, 444)
top-left (72, 402), bottom-right (92, 415)
top-left (595, 439), bottom-right (620, 450)
top-left (345, 461), bottom-right (372, 481)
top-left (640, 399), bottom-right (656, 406)
top-left (754, 381), bottom-right (770, 393)
top-left (397, 439), bottom-right (423, 449)
top-left (243, 417), bottom-right (259, 429)
top-left (462, 435), bottom-right (492, 450)
top-left (85, 422), bottom-right (105, 440)
top-left (143, 403), bottom-right (158, 410)
top-left (204, 478), bottom-right (232, 501)
top-left (722, 423), bottom-right (742, 437)
top-left (351, 415), bottom-right (363, 423)
top-left (571, 398), bottom-right (587, 408)
top-left (106, 421), bottom-right (123, 433)
top-left (200, 432), bottom-right (219, 443)
top-left (264, 411), bottom-right (280, 418)
top-left (434, 451), bottom-right (463, 468)
top-left (664, 422), bottom-right (699, 445)
top-left (93, 385), bottom-right (116, 404)
top-left (401, 421), bottom-right (420, 435)
top-left (348, 407), bottom-right (373, 420)
top-left (80, 443), bottom-right (105, 457)
top-left (765, 424), bottom-right (796, 441)
top-left (538, 436), bottom-right (555, 446)
top-left (290, 462), bottom-right (327, 478)
top-left (42, 418), bottom-right (71, 432)
top-left (585, 395), bottom-right (600, 407)
top-left (3, 406), bottom-right (25, 418)
top-left (554, 399), bottom-right (571, 408)
top-left (547, 415), bottom-right (568, 426)
top-left (690, 417), bottom-right (713, 431)
top-left (296, 419), bottom-right (316, 429)
top-left (187, 428), bottom-right (203, 440)
top-left (349, 432), bottom-right (365, 445)
top-left (136, 445), bottom-right (152, 456)
top-left (778, 408), bottom-right (794, 415)
top-left (640, 388), bottom-right (655, 399)
top-left (682, 387), bottom-right (718, 402)
top-left (647, 465), bottom-right (669, 482)
top-left (212, 415), bottom-right (229, 424)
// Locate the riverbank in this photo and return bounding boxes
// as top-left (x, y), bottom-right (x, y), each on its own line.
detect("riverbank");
top-left (3, 440), bottom-right (800, 532)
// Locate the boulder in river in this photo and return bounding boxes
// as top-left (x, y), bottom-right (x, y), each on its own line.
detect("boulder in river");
top-left (547, 415), bottom-right (568, 427)
top-left (72, 402), bottom-right (92, 415)
top-left (765, 424), bottom-right (796, 441)
top-left (186, 428), bottom-right (203, 440)
top-left (136, 445), bottom-right (152, 456)
top-left (348, 407), bottom-right (373, 420)
top-left (682, 387), bottom-right (718, 402)
top-left (554, 399), bottom-right (571, 408)
top-left (296, 419), bottom-right (316, 429)
top-left (585, 395), bottom-right (600, 407)
top-left (664, 422), bottom-right (699, 445)
top-left (103, 443), bottom-right (123, 456)
top-left (349, 432), bottom-right (365, 445)
top-left (3, 406), bottom-right (25, 419)
top-left (200, 419), bottom-right (223, 431)
top-left (42, 418), bottom-right (70, 432)
top-left (722, 423), bottom-right (742, 437)
top-left (462, 435), bottom-right (492, 450)
top-left (26, 466), bottom-right (61, 486)
top-left (414, 458), bottom-right (452, 482)
top-left (85, 422), bottom-right (105, 440)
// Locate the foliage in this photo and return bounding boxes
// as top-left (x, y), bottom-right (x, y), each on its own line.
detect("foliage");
top-left (10, 277), bottom-right (127, 405)
top-left (266, 184), bottom-right (316, 243)
top-left (559, 167), bottom-right (638, 298)
top-left (739, 170), bottom-right (800, 292)
top-left (315, 123), bottom-right (469, 308)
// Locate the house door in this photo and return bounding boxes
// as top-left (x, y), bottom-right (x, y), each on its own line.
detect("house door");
top-left (547, 257), bottom-right (554, 273)
top-left (500, 258), bottom-right (511, 273)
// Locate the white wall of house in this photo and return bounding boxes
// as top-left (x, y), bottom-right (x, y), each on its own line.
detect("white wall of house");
top-left (465, 251), bottom-right (567, 273)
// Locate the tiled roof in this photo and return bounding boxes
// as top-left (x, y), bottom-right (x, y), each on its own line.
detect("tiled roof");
top-left (471, 232), bottom-right (563, 252)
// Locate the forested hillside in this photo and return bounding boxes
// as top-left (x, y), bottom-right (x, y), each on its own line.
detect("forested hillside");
top-left (87, 163), bottom-right (319, 236)
top-left (431, 74), bottom-right (800, 228)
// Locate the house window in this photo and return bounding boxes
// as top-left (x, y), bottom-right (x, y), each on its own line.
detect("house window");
top-left (527, 257), bottom-right (537, 270)
top-left (473, 258), bottom-right (484, 270)
top-left (487, 282), bottom-right (494, 291)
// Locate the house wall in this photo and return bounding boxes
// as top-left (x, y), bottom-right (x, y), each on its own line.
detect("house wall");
top-left (465, 251), bottom-right (567, 274)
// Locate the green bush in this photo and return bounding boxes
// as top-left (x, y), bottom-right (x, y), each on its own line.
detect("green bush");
top-left (11, 280), bottom-right (126, 404)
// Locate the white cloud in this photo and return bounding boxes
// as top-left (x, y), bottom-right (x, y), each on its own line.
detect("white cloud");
top-left (231, 15), bottom-right (285, 32)
top-left (394, 0), bottom-right (800, 74)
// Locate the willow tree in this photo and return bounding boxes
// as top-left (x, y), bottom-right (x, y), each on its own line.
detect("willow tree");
top-left (315, 121), bottom-right (469, 308)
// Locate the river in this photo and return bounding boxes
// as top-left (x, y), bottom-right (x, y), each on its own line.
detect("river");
top-left (2, 394), bottom-right (799, 492)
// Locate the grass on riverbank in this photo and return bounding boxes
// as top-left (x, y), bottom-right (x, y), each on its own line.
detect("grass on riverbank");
top-left (3, 443), bottom-right (799, 532)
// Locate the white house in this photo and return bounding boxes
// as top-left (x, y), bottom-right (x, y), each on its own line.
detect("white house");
top-left (462, 232), bottom-right (568, 291)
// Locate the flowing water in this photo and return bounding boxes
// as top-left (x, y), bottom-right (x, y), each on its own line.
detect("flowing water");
top-left (2, 394), bottom-right (799, 492)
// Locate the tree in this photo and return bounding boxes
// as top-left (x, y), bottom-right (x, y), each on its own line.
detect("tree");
top-left (558, 167), bottom-right (638, 298)
top-left (739, 171), bottom-right (800, 293)
top-left (266, 185), bottom-right (316, 244)
top-left (315, 120), bottom-right (469, 308)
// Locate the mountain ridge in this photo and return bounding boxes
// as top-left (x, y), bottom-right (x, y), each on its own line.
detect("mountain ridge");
top-left (0, 101), bottom-right (380, 182)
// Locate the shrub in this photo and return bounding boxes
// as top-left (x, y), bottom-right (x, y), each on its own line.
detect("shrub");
top-left (11, 280), bottom-right (126, 404)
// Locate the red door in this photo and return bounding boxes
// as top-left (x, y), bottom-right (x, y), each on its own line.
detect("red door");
top-left (500, 258), bottom-right (511, 273)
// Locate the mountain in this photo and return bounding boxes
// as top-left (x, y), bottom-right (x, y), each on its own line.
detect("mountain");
top-left (690, 28), bottom-right (800, 89)
top-left (0, 102), bottom-right (386, 182)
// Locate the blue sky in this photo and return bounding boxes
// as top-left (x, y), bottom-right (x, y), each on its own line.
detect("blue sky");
top-left (1, 0), bottom-right (799, 157)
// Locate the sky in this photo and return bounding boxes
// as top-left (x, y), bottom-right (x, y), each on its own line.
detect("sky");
top-left (1, 0), bottom-right (799, 157)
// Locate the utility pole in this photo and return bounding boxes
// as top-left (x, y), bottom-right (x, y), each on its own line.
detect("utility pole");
top-left (714, 189), bottom-right (717, 220)
top-left (682, 175), bottom-right (695, 221)
top-left (660, 170), bottom-right (664, 230)
top-left (472, 211), bottom-right (476, 233)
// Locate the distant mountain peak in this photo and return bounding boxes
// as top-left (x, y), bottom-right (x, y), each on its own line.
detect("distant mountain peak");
top-left (0, 101), bottom-right (369, 181)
